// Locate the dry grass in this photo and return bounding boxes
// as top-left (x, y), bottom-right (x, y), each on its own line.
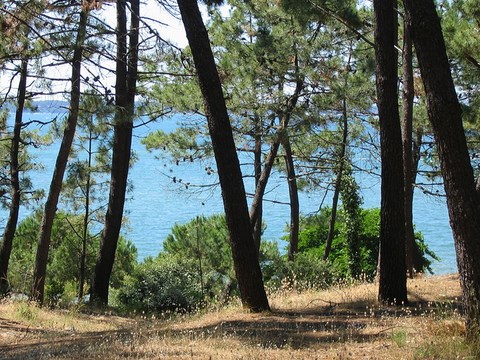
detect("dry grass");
top-left (0, 274), bottom-right (477, 359)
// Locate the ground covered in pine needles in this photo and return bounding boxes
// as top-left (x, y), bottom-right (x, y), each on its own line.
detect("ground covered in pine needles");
top-left (1, 274), bottom-right (477, 359)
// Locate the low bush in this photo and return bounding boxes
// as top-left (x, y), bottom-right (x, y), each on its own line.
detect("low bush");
top-left (115, 254), bottom-right (203, 314)
top-left (296, 208), bottom-right (438, 280)
top-left (263, 251), bottom-right (342, 292)
top-left (8, 211), bottom-right (137, 306)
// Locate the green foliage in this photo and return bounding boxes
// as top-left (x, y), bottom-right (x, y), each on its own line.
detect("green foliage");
top-left (161, 214), bottom-right (341, 298)
top-left (0, 107), bottom-right (46, 209)
top-left (390, 329), bottom-right (408, 348)
top-left (9, 211), bottom-right (137, 305)
top-left (142, 125), bottom-right (212, 165)
top-left (340, 166), bottom-right (363, 278)
top-left (115, 254), bottom-right (203, 314)
top-left (163, 215), bottom-right (234, 299)
top-left (264, 251), bottom-right (342, 291)
top-left (280, 0), bottom-right (362, 28)
top-left (16, 302), bottom-right (39, 322)
top-left (297, 207), bottom-right (437, 280)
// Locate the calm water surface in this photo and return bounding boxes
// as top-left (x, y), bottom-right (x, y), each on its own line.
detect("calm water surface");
top-left (9, 112), bottom-right (457, 275)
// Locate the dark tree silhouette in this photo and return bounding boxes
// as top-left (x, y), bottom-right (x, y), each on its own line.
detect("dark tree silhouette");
top-left (0, 58), bottom-right (27, 294)
top-left (373, 0), bottom-right (408, 305)
top-left (404, 0), bottom-right (480, 337)
top-left (31, 7), bottom-right (89, 304)
top-left (176, 0), bottom-right (270, 312)
top-left (90, 0), bottom-right (139, 305)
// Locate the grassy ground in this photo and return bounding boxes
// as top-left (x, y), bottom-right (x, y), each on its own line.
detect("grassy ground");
top-left (0, 274), bottom-right (477, 359)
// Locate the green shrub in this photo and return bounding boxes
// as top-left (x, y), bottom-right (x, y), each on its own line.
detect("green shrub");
top-left (115, 255), bottom-right (203, 314)
top-left (9, 211), bottom-right (137, 306)
top-left (163, 215), bottom-right (235, 300)
top-left (296, 207), bottom-right (437, 280)
top-left (264, 251), bottom-right (342, 292)
top-left (161, 214), bottom-right (343, 300)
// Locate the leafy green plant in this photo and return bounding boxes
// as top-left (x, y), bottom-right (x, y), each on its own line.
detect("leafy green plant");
top-left (163, 215), bottom-right (235, 300)
top-left (263, 252), bottom-right (342, 292)
top-left (115, 254), bottom-right (203, 314)
top-left (9, 211), bottom-right (137, 306)
top-left (296, 207), bottom-right (437, 280)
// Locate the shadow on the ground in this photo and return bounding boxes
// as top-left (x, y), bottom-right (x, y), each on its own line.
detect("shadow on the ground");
top-left (0, 292), bottom-right (464, 359)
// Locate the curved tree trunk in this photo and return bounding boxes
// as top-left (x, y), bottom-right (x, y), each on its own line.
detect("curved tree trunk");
top-left (31, 8), bottom-right (89, 304)
top-left (283, 135), bottom-right (299, 261)
top-left (249, 136), bottom-right (281, 229)
top-left (0, 58), bottom-right (27, 295)
top-left (177, 0), bottom-right (269, 312)
top-left (374, 0), bottom-right (408, 305)
top-left (249, 77), bottom-right (303, 230)
top-left (404, 0), bottom-right (480, 337)
top-left (90, 0), bottom-right (139, 305)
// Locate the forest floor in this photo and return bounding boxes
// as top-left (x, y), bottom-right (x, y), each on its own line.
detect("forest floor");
top-left (0, 274), bottom-right (477, 359)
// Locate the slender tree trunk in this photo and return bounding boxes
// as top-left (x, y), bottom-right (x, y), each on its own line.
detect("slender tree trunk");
top-left (404, 0), bottom-right (480, 337)
top-left (0, 58), bottom-right (27, 295)
top-left (31, 9), bottom-right (88, 304)
top-left (252, 117), bottom-right (263, 253)
top-left (177, 0), bottom-right (269, 312)
top-left (401, 16), bottom-right (416, 279)
top-left (410, 129), bottom-right (426, 271)
top-left (374, 0), bottom-right (408, 305)
top-left (249, 139), bottom-right (281, 229)
top-left (323, 183), bottom-right (340, 261)
top-left (324, 73), bottom-right (349, 261)
top-left (90, 0), bottom-right (139, 305)
top-left (284, 135), bottom-right (299, 261)
top-left (249, 76), bottom-right (303, 229)
top-left (78, 128), bottom-right (93, 300)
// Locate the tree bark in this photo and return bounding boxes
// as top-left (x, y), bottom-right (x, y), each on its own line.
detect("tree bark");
top-left (401, 16), bottom-right (416, 278)
top-left (374, 0), bottom-right (408, 305)
top-left (0, 58), bottom-right (27, 295)
top-left (90, 0), bottom-right (139, 305)
top-left (177, 0), bottom-right (269, 312)
top-left (404, 0), bottom-right (480, 337)
top-left (252, 117), bottom-right (263, 253)
top-left (283, 135), bottom-right (299, 261)
top-left (249, 77), bottom-right (303, 230)
top-left (78, 128), bottom-right (93, 300)
top-left (31, 8), bottom-right (88, 304)
top-left (411, 128), bottom-right (426, 271)
top-left (324, 72), bottom-right (349, 261)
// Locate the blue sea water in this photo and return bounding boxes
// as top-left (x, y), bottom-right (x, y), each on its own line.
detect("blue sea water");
top-left (6, 111), bottom-right (457, 275)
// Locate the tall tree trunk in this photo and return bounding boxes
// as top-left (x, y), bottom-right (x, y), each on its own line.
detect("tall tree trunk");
top-left (31, 9), bottom-right (88, 304)
top-left (411, 128), bottom-right (426, 271)
top-left (177, 0), bottom-right (269, 312)
top-left (252, 117), bottom-right (263, 253)
top-left (324, 73), bottom-right (349, 261)
top-left (78, 128), bottom-right (93, 300)
top-left (374, 0), bottom-right (408, 305)
top-left (401, 16), bottom-right (416, 279)
top-left (404, 0), bottom-right (480, 337)
top-left (283, 135), bottom-right (299, 261)
top-left (90, 0), bottom-right (139, 305)
top-left (0, 58), bottom-right (27, 295)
